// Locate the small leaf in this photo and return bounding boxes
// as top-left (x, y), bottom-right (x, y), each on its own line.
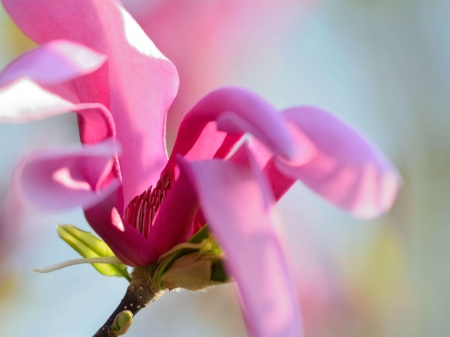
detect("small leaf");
top-left (57, 224), bottom-right (130, 280)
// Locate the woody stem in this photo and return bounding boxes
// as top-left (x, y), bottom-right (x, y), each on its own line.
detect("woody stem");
top-left (93, 264), bottom-right (163, 337)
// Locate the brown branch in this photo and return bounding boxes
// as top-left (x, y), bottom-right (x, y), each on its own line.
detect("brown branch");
top-left (93, 265), bottom-right (163, 337)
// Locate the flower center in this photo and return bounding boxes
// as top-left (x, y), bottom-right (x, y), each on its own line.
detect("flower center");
top-left (124, 167), bottom-right (175, 239)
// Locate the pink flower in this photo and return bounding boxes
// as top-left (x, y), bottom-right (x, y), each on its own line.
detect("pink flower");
top-left (0, 1), bottom-right (400, 336)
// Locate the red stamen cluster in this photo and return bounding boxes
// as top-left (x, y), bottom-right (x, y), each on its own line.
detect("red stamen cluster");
top-left (125, 168), bottom-right (175, 239)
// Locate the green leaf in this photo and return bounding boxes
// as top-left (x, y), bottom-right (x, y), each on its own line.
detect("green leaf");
top-left (57, 224), bottom-right (131, 281)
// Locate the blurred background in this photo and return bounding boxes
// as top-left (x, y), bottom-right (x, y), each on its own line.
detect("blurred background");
top-left (0, 0), bottom-right (448, 336)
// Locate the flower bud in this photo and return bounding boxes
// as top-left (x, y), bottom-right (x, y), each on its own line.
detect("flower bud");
top-left (111, 310), bottom-right (133, 336)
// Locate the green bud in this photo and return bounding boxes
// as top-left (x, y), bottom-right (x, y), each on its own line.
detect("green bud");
top-left (111, 310), bottom-right (133, 336)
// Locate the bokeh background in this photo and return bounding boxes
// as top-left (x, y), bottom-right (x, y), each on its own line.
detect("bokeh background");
top-left (0, 0), bottom-right (449, 336)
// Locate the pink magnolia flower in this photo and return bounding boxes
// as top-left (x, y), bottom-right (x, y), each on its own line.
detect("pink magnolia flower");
top-left (0, 0), bottom-right (400, 336)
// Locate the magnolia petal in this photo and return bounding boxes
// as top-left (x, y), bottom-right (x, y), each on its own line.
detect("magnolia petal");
top-left (84, 192), bottom-right (158, 266)
top-left (0, 40), bottom-right (106, 88)
top-left (247, 136), bottom-right (295, 201)
top-left (0, 80), bottom-right (116, 142)
top-left (262, 158), bottom-right (299, 202)
top-left (2, 0), bottom-right (179, 206)
top-left (0, 78), bottom-right (120, 187)
top-left (0, 79), bottom-right (77, 123)
top-left (273, 107), bottom-right (400, 218)
top-left (247, 124), bottom-right (317, 201)
top-left (168, 87), bottom-right (296, 167)
top-left (149, 167), bottom-right (199, 256)
top-left (19, 139), bottom-right (120, 212)
top-left (179, 144), bottom-right (302, 337)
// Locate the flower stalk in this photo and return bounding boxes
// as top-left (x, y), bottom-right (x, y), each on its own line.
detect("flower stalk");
top-left (93, 225), bottom-right (228, 336)
top-left (93, 264), bottom-right (163, 337)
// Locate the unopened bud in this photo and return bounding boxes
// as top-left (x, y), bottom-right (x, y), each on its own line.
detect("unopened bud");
top-left (111, 310), bottom-right (133, 336)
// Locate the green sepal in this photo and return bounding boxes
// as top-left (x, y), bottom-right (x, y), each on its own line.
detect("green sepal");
top-left (154, 248), bottom-right (199, 287)
top-left (188, 225), bottom-right (222, 255)
top-left (153, 225), bottom-right (229, 288)
top-left (211, 259), bottom-right (228, 283)
top-left (57, 224), bottom-right (131, 281)
top-left (189, 225), bottom-right (212, 244)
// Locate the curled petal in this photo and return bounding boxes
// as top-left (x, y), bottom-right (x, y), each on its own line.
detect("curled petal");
top-left (273, 107), bottom-right (400, 218)
top-left (19, 139), bottom-right (120, 212)
top-left (0, 40), bottom-right (106, 88)
top-left (0, 79), bottom-right (120, 188)
top-left (2, 0), bottom-right (179, 206)
top-left (179, 144), bottom-right (302, 337)
top-left (0, 79), bottom-right (78, 123)
top-left (168, 87), bottom-right (296, 167)
top-left (0, 79), bottom-right (116, 141)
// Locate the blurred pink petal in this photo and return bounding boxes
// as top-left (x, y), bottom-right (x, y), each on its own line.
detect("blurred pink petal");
top-left (19, 139), bottom-right (120, 211)
top-left (0, 39), bottom-right (106, 87)
top-left (179, 144), bottom-right (302, 337)
top-left (0, 79), bottom-right (77, 123)
top-left (272, 107), bottom-right (400, 218)
top-left (0, 40), bottom-right (109, 125)
top-left (0, 91), bottom-right (122, 211)
top-left (0, 183), bottom-right (23, 256)
top-left (0, 92), bottom-right (116, 143)
top-left (2, 0), bottom-right (179, 205)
